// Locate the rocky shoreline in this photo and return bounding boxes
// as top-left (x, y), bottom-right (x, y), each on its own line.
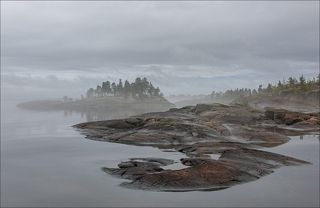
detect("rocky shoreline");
top-left (73, 103), bottom-right (319, 191)
top-left (17, 97), bottom-right (174, 112)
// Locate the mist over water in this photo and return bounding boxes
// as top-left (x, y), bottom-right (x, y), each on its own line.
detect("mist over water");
top-left (1, 1), bottom-right (319, 207)
top-left (1, 100), bottom-right (319, 207)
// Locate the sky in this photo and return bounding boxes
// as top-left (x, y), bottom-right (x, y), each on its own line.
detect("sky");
top-left (1, 1), bottom-right (319, 101)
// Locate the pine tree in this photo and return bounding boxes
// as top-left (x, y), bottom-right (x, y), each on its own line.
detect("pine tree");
top-left (86, 88), bottom-right (95, 98)
top-left (252, 89), bottom-right (257, 95)
top-left (288, 77), bottom-right (297, 86)
top-left (124, 80), bottom-right (130, 98)
top-left (111, 82), bottom-right (116, 96)
top-left (118, 79), bottom-right (123, 95)
top-left (299, 75), bottom-right (307, 91)
top-left (96, 85), bottom-right (102, 97)
top-left (266, 83), bottom-right (272, 93)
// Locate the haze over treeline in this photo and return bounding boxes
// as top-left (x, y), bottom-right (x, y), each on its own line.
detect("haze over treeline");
top-left (48, 74), bottom-right (320, 106)
top-left (86, 77), bottom-right (163, 99)
top-left (1, 1), bottom-right (319, 101)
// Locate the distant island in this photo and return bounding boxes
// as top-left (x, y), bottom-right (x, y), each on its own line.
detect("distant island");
top-left (174, 75), bottom-right (320, 112)
top-left (86, 77), bottom-right (163, 99)
top-left (17, 77), bottom-right (175, 119)
top-left (17, 75), bottom-right (320, 118)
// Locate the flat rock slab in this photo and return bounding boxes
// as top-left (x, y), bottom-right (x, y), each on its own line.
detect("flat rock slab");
top-left (74, 103), bottom-right (318, 191)
top-left (103, 149), bottom-right (309, 191)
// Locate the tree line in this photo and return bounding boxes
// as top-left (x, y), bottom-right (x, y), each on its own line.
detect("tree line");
top-left (86, 77), bottom-right (163, 99)
top-left (210, 74), bottom-right (320, 100)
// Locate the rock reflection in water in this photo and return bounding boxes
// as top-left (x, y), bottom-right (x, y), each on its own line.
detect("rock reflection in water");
top-left (63, 109), bottom-right (148, 122)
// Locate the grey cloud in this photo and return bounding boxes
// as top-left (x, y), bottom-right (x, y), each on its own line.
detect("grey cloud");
top-left (1, 1), bottom-right (319, 97)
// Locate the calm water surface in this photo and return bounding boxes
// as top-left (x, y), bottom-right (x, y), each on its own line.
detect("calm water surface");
top-left (1, 101), bottom-right (319, 207)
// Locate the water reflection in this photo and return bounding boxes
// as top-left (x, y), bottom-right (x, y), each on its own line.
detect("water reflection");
top-left (2, 101), bottom-right (319, 207)
top-left (63, 109), bottom-right (149, 122)
top-left (299, 134), bottom-right (320, 141)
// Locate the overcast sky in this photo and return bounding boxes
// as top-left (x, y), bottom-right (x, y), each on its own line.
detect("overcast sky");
top-left (1, 1), bottom-right (319, 101)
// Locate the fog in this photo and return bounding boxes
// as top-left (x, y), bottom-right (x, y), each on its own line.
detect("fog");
top-left (1, 1), bottom-right (319, 102)
top-left (1, 2), bottom-right (320, 207)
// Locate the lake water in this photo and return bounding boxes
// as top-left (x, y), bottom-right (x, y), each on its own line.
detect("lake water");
top-left (1, 100), bottom-right (319, 207)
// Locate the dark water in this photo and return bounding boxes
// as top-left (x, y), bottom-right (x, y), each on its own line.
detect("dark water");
top-left (1, 101), bottom-right (319, 207)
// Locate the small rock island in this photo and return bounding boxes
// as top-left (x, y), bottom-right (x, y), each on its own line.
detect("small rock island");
top-left (74, 103), bottom-right (319, 191)
top-left (17, 77), bottom-right (175, 118)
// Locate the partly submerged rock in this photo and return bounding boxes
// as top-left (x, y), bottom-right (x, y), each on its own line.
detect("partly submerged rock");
top-left (102, 157), bottom-right (174, 180)
top-left (103, 148), bottom-right (309, 192)
top-left (74, 103), bottom-right (318, 191)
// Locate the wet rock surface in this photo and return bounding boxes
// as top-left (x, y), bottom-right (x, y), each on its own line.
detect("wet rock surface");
top-left (265, 107), bottom-right (320, 126)
top-left (73, 103), bottom-right (319, 191)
